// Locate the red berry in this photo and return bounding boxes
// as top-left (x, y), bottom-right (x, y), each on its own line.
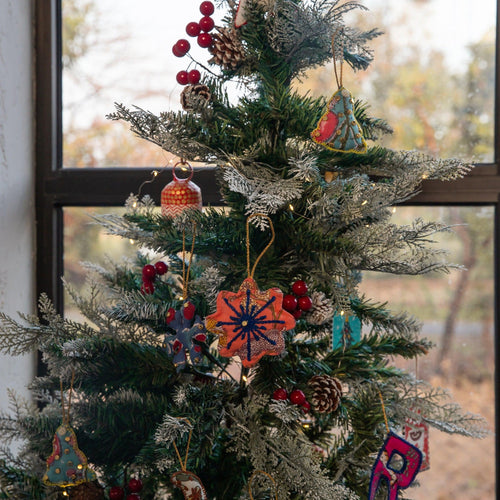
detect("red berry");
top-left (291, 280), bottom-right (308, 296)
top-left (176, 71), bottom-right (189, 85)
top-left (200, 1), bottom-right (215, 15)
top-left (154, 261), bottom-right (168, 276)
top-left (197, 33), bottom-right (213, 48)
top-left (166, 307), bottom-right (176, 324)
top-left (199, 16), bottom-right (215, 32)
top-left (109, 487), bottom-right (125, 500)
top-left (183, 301), bottom-right (196, 320)
top-left (172, 44), bottom-right (184, 57)
top-left (194, 333), bottom-right (207, 343)
top-left (141, 281), bottom-right (155, 295)
top-left (298, 295), bottom-right (313, 312)
top-left (128, 478), bottom-right (143, 493)
top-left (186, 21), bottom-right (201, 37)
top-left (292, 309), bottom-right (302, 320)
top-left (174, 39), bottom-right (190, 56)
top-left (301, 401), bottom-right (311, 413)
top-left (282, 294), bottom-right (298, 312)
top-left (142, 264), bottom-right (156, 281)
top-left (126, 495), bottom-right (140, 500)
top-left (272, 388), bottom-right (288, 400)
top-left (289, 389), bottom-right (306, 406)
top-left (188, 69), bottom-right (201, 85)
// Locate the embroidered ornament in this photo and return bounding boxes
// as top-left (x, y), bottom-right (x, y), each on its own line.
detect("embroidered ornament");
top-left (332, 312), bottom-right (361, 350)
top-left (169, 418), bottom-right (208, 500)
top-left (311, 87), bottom-right (367, 153)
top-left (368, 431), bottom-right (423, 500)
top-left (205, 215), bottom-right (295, 367)
top-left (171, 470), bottom-right (208, 500)
top-left (404, 408), bottom-right (430, 471)
top-left (161, 160), bottom-right (202, 217)
top-left (311, 32), bottom-right (367, 154)
top-left (43, 423), bottom-right (97, 487)
top-left (165, 306), bottom-right (207, 372)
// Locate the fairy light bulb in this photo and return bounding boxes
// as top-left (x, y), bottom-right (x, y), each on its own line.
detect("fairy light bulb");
top-left (289, 204), bottom-right (294, 212)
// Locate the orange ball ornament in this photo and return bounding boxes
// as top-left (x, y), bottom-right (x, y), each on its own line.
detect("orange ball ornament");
top-left (161, 161), bottom-right (202, 217)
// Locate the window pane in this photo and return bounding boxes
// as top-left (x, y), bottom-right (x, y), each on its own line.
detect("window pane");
top-left (302, 0), bottom-right (496, 162)
top-left (359, 206), bottom-right (495, 499)
top-left (63, 207), bottom-right (138, 319)
top-left (62, 0), bottom-right (219, 168)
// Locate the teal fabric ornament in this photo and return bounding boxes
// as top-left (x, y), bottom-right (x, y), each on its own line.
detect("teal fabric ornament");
top-left (332, 312), bottom-right (361, 350)
top-left (43, 423), bottom-right (96, 487)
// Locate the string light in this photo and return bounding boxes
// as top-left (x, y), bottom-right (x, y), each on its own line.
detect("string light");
top-left (340, 310), bottom-right (345, 316)
top-left (361, 200), bottom-right (368, 206)
top-left (302, 423), bottom-right (310, 429)
top-left (242, 375), bottom-right (248, 382)
top-left (289, 204), bottom-right (294, 212)
top-left (392, 207), bottom-right (397, 213)
top-left (421, 173), bottom-right (429, 179)
top-left (129, 239), bottom-right (135, 244)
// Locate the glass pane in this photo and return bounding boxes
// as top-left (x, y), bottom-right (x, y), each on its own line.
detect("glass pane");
top-left (62, 0), bottom-right (222, 168)
top-left (300, 0), bottom-right (496, 161)
top-left (359, 206), bottom-right (495, 499)
top-left (63, 207), bottom-right (139, 319)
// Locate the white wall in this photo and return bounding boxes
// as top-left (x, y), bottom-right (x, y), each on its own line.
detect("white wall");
top-left (0, 0), bottom-right (36, 409)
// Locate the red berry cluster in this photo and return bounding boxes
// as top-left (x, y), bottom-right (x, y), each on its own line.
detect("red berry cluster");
top-left (282, 280), bottom-right (312, 319)
top-left (140, 261), bottom-right (168, 295)
top-left (109, 478), bottom-right (143, 500)
top-left (173, 1), bottom-right (215, 86)
top-left (272, 388), bottom-right (311, 413)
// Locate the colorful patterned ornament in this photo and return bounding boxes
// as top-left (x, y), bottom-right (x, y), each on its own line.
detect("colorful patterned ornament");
top-left (165, 305), bottom-right (207, 372)
top-left (404, 409), bottom-right (430, 471)
top-left (332, 312), bottom-right (361, 350)
top-left (311, 87), bottom-right (367, 154)
top-left (43, 423), bottom-right (97, 488)
top-left (205, 214), bottom-right (295, 367)
top-left (368, 431), bottom-right (423, 500)
top-left (161, 160), bottom-right (202, 217)
top-left (171, 471), bottom-right (208, 500)
top-left (206, 277), bottom-right (294, 367)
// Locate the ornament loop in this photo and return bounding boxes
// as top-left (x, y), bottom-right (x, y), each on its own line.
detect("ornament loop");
top-left (173, 159), bottom-right (194, 182)
top-left (246, 214), bottom-right (275, 279)
top-left (248, 470), bottom-right (277, 500)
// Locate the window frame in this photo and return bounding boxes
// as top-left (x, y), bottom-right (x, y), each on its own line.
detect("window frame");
top-left (35, 0), bottom-right (500, 491)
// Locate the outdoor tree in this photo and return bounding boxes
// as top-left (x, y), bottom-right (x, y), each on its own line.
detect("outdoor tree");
top-left (0, 1), bottom-right (488, 499)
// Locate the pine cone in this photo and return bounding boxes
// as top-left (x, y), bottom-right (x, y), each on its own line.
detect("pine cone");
top-left (208, 27), bottom-right (245, 70)
top-left (306, 292), bottom-right (334, 325)
top-left (69, 480), bottom-right (105, 500)
top-left (308, 375), bottom-right (343, 413)
top-left (180, 84), bottom-right (212, 111)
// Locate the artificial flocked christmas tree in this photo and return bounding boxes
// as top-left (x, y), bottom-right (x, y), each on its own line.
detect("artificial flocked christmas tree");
top-left (0, 0), bottom-right (488, 499)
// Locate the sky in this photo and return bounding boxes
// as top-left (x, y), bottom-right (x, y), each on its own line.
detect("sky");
top-left (63, 0), bottom-right (497, 128)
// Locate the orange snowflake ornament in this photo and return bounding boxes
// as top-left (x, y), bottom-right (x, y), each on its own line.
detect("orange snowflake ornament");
top-left (206, 277), bottom-right (294, 367)
top-left (205, 214), bottom-right (295, 367)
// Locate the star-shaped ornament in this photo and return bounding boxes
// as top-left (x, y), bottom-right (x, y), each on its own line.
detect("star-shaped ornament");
top-left (165, 303), bottom-right (207, 372)
top-left (206, 277), bottom-right (295, 367)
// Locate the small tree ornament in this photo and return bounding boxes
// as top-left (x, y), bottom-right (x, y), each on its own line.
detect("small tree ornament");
top-left (161, 160), bottom-right (202, 218)
top-left (311, 32), bottom-right (367, 154)
top-left (43, 374), bottom-right (97, 491)
top-left (404, 408), bottom-right (430, 472)
top-left (308, 375), bottom-right (343, 413)
top-left (206, 215), bottom-right (296, 367)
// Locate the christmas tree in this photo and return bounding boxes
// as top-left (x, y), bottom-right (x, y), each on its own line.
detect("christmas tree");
top-left (0, 1), bottom-right (488, 499)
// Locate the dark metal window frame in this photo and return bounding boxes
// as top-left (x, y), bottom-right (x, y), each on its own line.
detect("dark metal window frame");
top-left (35, 0), bottom-right (500, 492)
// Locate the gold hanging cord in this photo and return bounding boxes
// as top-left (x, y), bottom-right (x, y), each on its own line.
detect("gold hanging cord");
top-left (171, 418), bottom-right (193, 472)
top-left (60, 369), bottom-right (76, 425)
top-left (248, 470), bottom-right (278, 500)
top-left (332, 29), bottom-right (344, 89)
top-left (246, 214), bottom-right (275, 279)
